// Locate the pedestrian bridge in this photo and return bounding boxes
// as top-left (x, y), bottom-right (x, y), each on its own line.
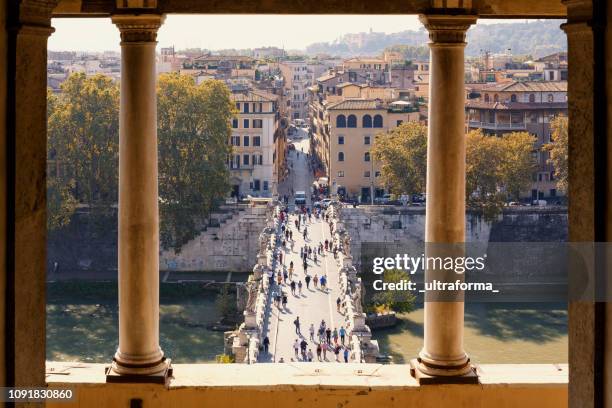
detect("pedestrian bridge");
top-left (228, 200), bottom-right (379, 364)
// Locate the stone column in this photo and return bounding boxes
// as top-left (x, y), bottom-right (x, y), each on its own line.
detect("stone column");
top-left (411, 14), bottom-right (477, 383)
top-left (108, 14), bottom-right (170, 382)
top-left (4, 0), bottom-right (57, 392)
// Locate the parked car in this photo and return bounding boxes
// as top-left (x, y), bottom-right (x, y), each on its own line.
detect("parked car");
top-left (314, 198), bottom-right (333, 209)
top-left (374, 194), bottom-right (393, 205)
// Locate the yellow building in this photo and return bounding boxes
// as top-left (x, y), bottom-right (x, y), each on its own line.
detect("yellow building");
top-left (311, 98), bottom-right (418, 202)
top-left (229, 90), bottom-right (284, 197)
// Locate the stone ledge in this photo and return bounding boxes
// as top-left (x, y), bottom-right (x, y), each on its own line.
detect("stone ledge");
top-left (46, 362), bottom-right (568, 388)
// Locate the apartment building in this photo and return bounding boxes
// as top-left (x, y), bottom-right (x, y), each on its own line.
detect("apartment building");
top-left (278, 61), bottom-right (311, 120)
top-left (229, 91), bottom-right (285, 198)
top-left (342, 57), bottom-right (389, 85)
top-left (466, 80), bottom-right (568, 200)
top-left (310, 98), bottom-right (418, 202)
top-left (413, 61), bottom-right (430, 99)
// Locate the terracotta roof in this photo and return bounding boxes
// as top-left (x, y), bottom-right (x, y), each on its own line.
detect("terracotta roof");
top-left (336, 82), bottom-right (361, 88)
top-left (326, 99), bottom-right (382, 110)
top-left (343, 57), bottom-right (386, 64)
top-left (465, 101), bottom-right (568, 110)
top-left (317, 73), bottom-right (338, 82)
top-left (231, 90), bottom-right (278, 102)
top-left (480, 81), bottom-right (567, 93)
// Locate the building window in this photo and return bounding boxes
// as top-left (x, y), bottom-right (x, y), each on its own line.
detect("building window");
top-left (529, 93), bottom-right (536, 103)
top-left (233, 155), bottom-right (240, 169)
top-left (547, 94), bottom-right (554, 103)
top-left (338, 152), bottom-right (345, 162)
top-left (373, 114), bottom-right (383, 128)
top-left (263, 181), bottom-right (269, 191)
top-left (396, 120), bottom-right (403, 126)
top-left (364, 152), bottom-right (370, 162)
top-left (375, 171), bottom-right (381, 177)
top-left (484, 94), bottom-right (490, 102)
top-left (336, 114), bottom-right (346, 128)
top-left (253, 136), bottom-right (261, 146)
top-left (347, 114), bottom-right (357, 128)
top-left (362, 114), bottom-right (372, 128)
top-left (231, 136), bottom-right (240, 146)
top-left (550, 188), bottom-right (556, 197)
top-left (259, 155), bottom-right (263, 165)
top-left (364, 136), bottom-right (370, 145)
top-left (232, 118), bottom-right (238, 128)
top-left (364, 171), bottom-right (370, 177)
top-left (243, 119), bottom-right (249, 128)
top-left (253, 119), bottom-right (263, 128)
top-left (253, 179), bottom-right (260, 191)
top-left (243, 103), bottom-right (249, 113)
top-left (243, 136), bottom-right (249, 146)
top-left (494, 94), bottom-right (499, 102)
top-left (243, 154), bottom-right (250, 166)
top-left (338, 171), bottom-right (344, 177)
top-left (510, 94), bottom-right (517, 102)
top-left (338, 136), bottom-right (344, 145)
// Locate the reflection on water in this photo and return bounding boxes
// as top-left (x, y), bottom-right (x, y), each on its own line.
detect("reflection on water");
top-left (46, 282), bottom-right (228, 363)
top-left (47, 282), bottom-right (567, 364)
top-left (372, 303), bottom-right (567, 364)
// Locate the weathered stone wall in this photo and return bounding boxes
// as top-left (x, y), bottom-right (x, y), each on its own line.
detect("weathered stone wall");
top-left (341, 206), bottom-right (568, 263)
top-left (47, 204), bottom-right (269, 277)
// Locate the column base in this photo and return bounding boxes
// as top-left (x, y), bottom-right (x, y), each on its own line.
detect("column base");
top-left (410, 358), bottom-right (478, 385)
top-left (106, 358), bottom-right (172, 384)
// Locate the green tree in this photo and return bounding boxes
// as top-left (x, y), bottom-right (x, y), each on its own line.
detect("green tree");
top-left (500, 132), bottom-right (538, 201)
top-left (466, 130), bottom-right (537, 218)
top-left (543, 116), bottom-right (568, 194)
top-left (371, 121), bottom-right (427, 198)
top-left (369, 269), bottom-right (416, 313)
top-left (47, 73), bottom-right (120, 229)
top-left (157, 73), bottom-right (235, 251)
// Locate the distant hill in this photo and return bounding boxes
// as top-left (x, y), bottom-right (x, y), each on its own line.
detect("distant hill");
top-left (305, 20), bottom-right (566, 59)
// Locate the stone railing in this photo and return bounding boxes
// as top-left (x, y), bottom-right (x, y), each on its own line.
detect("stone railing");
top-left (231, 199), bottom-right (283, 363)
top-left (325, 201), bottom-right (380, 363)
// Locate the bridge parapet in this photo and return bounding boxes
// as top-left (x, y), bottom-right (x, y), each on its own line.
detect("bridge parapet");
top-left (232, 201), bottom-right (284, 363)
top-left (325, 201), bottom-right (380, 363)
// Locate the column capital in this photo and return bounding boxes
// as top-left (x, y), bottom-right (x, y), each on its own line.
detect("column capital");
top-left (419, 14), bottom-right (477, 45)
top-left (111, 14), bottom-right (165, 43)
top-left (16, 0), bottom-right (58, 36)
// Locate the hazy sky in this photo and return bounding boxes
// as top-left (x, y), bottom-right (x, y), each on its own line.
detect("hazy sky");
top-left (49, 15), bottom-right (521, 52)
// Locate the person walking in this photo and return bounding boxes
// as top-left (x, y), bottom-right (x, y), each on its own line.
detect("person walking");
top-left (307, 349), bottom-right (314, 362)
top-left (298, 280), bottom-right (303, 296)
top-left (320, 275), bottom-right (327, 291)
top-left (336, 296), bottom-right (342, 312)
top-left (283, 270), bottom-right (288, 284)
top-left (313, 274), bottom-right (319, 288)
top-left (316, 343), bottom-right (322, 361)
top-left (309, 323), bottom-right (315, 341)
top-left (293, 339), bottom-right (299, 359)
top-left (332, 328), bottom-right (339, 345)
top-left (339, 326), bottom-right (346, 345)
top-left (294, 316), bottom-right (301, 334)
top-left (343, 347), bottom-right (349, 363)
top-left (305, 274), bottom-right (311, 289)
top-left (325, 327), bottom-right (332, 344)
top-left (334, 344), bottom-right (341, 362)
top-left (263, 336), bottom-right (270, 355)
top-left (279, 251), bottom-right (283, 265)
top-left (282, 293), bottom-right (288, 309)
top-left (300, 339), bottom-right (308, 360)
